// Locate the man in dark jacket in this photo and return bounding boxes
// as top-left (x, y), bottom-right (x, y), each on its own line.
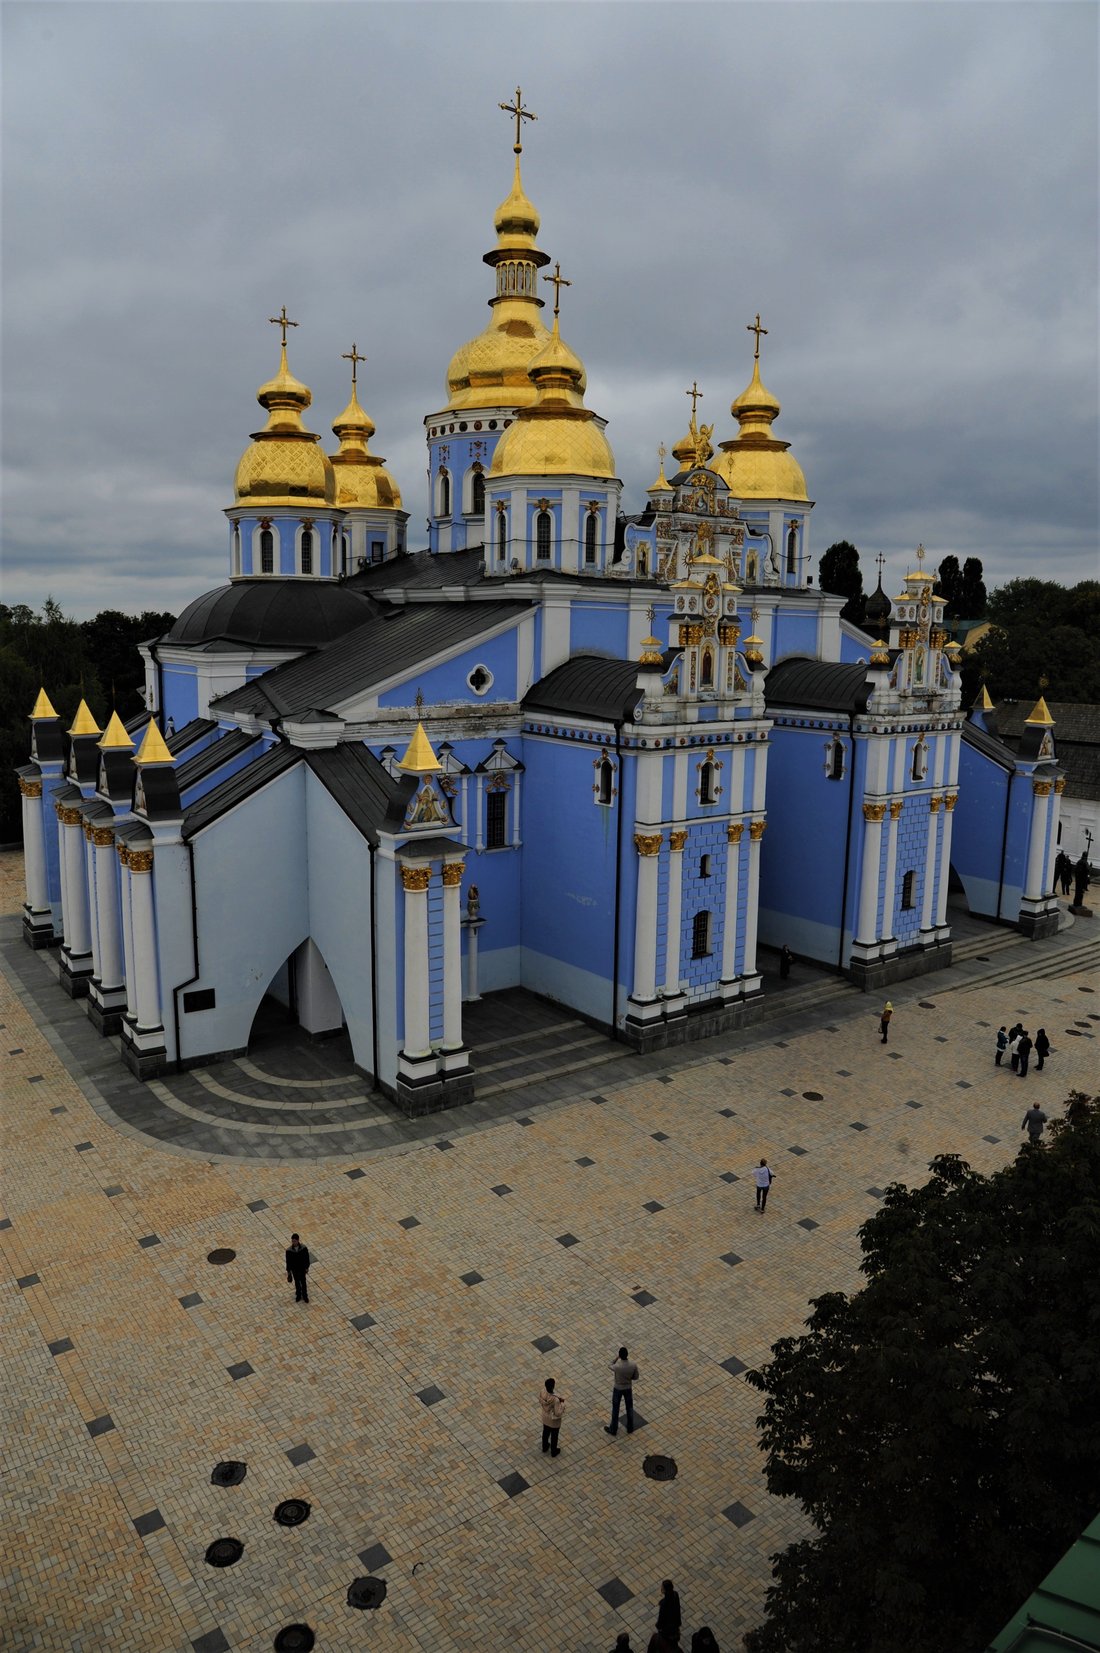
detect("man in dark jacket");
top-left (656, 1580), bottom-right (682, 1647)
top-left (286, 1233), bottom-right (311, 1302)
top-left (1021, 1104), bottom-right (1048, 1144)
top-left (1017, 1032), bottom-right (1033, 1078)
top-left (1035, 1028), bottom-right (1051, 1071)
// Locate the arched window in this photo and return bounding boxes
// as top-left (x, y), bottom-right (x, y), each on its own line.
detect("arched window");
top-left (701, 650), bottom-right (714, 689)
top-left (700, 761), bottom-right (717, 805)
top-left (439, 469), bottom-right (451, 518)
top-left (912, 738), bottom-right (928, 781)
top-left (536, 510), bottom-right (552, 561)
top-left (486, 789), bottom-right (508, 849)
top-left (497, 508), bottom-right (507, 559)
top-left (300, 528), bottom-right (313, 575)
top-left (231, 524), bottom-right (241, 576)
top-left (585, 512), bottom-right (598, 565)
top-left (826, 738), bottom-right (845, 781)
top-left (787, 524), bottom-right (797, 575)
top-left (700, 854), bottom-right (711, 879)
top-left (260, 528), bottom-right (274, 574)
top-left (901, 869), bottom-right (916, 910)
top-left (638, 548), bottom-right (648, 576)
top-left (471, 468), bottom-right (485, 515)
top-left (691, 910), bottom-right (712, 958)
top-left (341, 534), bottom-right (349, 575)
top-left (597, 757), bottom-right (614, 806)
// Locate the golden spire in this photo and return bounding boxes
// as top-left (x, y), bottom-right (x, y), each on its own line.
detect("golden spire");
top-left (1025, 694), bottom-right (1055, 727)
top-left (134, 720), bottom-right (175, 765)
top-left (29, 688), bottom-right (58, 719)
top-left (712, 321), bottom-right (807, 502)
top-left (648, 442), bottom-right (673, 493)
top-left (974, 683), bottom-right (995, 712)
top-left (398, 721), bottom-right (442, 774)
top-left (330, 349), bottom-right (402, 508)
top-left (746, 312), bottom-right (769, 361)
top-left (235, 318), bottom-right (334, 506)
top-left (543, 261), bottom-right (572, 320)
top-left (98, 711), bottom-right (134, 750)
top-left (68, 699), bottom-right (101, 737)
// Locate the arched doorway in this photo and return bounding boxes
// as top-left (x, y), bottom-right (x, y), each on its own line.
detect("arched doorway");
top-left (248, 938), bottom-right (349, 1056)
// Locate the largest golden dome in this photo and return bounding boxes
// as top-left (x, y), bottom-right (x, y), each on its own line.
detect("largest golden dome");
top-left (490, 317), bottom-right (616, 480)
top-left (710, 357), bottom-right (808, 502)
top-left (329, 382), bottom-right (403, 510)
top-left (235, 343), bottom-right (335, 506)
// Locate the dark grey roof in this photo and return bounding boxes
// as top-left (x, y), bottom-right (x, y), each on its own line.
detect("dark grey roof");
top-left (764, 656), bottom-right (874, 714)
top-left (304, 745), bottom-right (412, 844)
top-left (168, 717), bottom-right (216, 754)
top-left (182, 743), bottom-right (299, 839)
top-left (961, 720), bottom-right (1017, 771)
top-left (210, 601), bottom-right (534, 722)
top-left (524, 655), bottom-right (643, 724)
top-left (993, 701), bottom-right (1100, 746)
top-left (166, 579), bottom-right (379, 649)
top-left (175, 728), bottom-right (259, 792)
top-left (346, 549), bottom-right (485, 592)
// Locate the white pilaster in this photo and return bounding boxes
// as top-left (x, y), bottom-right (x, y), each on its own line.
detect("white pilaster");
top-left (1024, 783), bottom-right (1051, 902)
top-left (630, 833), bottom-right (662, 1006)
top-left (94, 837), bottom-right (124, 991)
top-left (62, 816), bottom-right (92, 961)
top-left (84, 828), bottom-right (101, 980)
top-left (441, 862), bottom-right (464, 1050)
top-left (56, 804), bottom-right (71, 942)
top-left (920, 797), bottom-right (941, 934)
top-left (119, 850), bottom-right (136, 1011)
top-left (662, 832), bottom-right (686, 995)
top-left (935, 793), bottom-right (958, 931)
top-left (20, 783), bottom-right (50, 918)
top-left (400, 865), bottom-right (432, 1059)
top-left (742, 821), bottom-right (764, 982)
top-left (127, 852), bottom-right (162, 1031)
top-left (881, 801), bottom-right (902, 946)
top-left (720, 823), bottom-right (743, 990)
top-left (855, 804), bottom-right (886, 946)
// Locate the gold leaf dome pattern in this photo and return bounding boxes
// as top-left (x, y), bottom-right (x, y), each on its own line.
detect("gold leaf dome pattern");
top-left (489, 317), bottom-right (616, 481)
top-left (330, 383), bottom-right (403, 511)
top-left (710, 358), bottom-right (808, 502)
top-left (234, 343), bottom-right (335, 507)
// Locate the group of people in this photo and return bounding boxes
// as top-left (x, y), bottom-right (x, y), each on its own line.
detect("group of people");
top-left (1054, 849), bottom-right (1092, 906)
top-left (610, 1583), bottom-right (721, 1650)
top-left (995, 1023), bottom-right (1051, 1079)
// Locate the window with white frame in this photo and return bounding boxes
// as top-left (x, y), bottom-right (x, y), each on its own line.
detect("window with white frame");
top-left (585, 511), bottom-right (598, 565)
top-left (536, 510), bottom-right (552, 560)
top-left (825, 738), bottom-right (845, 781)
top-left (691, 909), bottom-right (712, 957)
top-left (260, 527), bottom-right (274, 574)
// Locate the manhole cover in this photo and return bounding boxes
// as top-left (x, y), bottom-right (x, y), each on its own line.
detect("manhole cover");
top-left (205, 1537), bottom-right (244, 1567)
top-left (918, 1001), bottom-right (937, 1009)
top-left (207, 1248), bottom-right (236, 1265)
top-left (802, 1091), bottom-right (823, 1101)
top-left (642, 1454), bottom-right (679, 1482)
top-left (211, 1460), bottom-right (246, 1487)
top-left (347, 1576), bottom-right (388, 1610)
top-left (273, 1629), bottom-right (315, 1653)
top-left (274, 1498), bottom-right (311, 1527)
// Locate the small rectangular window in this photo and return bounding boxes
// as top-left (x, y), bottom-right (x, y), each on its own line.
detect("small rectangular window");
top-left (901, 870), bottom-right (916, 910)
top-left (691, 910), bottom-right (711, 958)
top-left (486, 790), bottom-right (507, 849)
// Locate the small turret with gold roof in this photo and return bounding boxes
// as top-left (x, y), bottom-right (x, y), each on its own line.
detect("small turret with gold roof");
top-left (711, 316), bottom-right (808, 504)
top-left (328, 345), bottom-right (408, 567)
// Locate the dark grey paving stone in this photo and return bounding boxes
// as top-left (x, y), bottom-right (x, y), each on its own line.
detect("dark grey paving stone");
top-left (28, 1074), bottom-right (43, 1083)
top-left (460, 1271), bottom-right (484, 1287)
top-left (435, 1140), bottom-right (454, 1151)
top-left (345, 1168), bottom-right (366, 1180)
top-left (597, 1577), bottom-right (634, 1610)
top-left (918, 1000), bottom-right (937, 1009)
top-left (956, 1081), bottom-right (972, 1090)
top-left (651, 1131), bottom-right (669, 1142)
top-left (498, 1471), bottom-right (529, 1497)
top-left (179, 1293), bottom-right (202, 1309)
top-left (657, 1074), bottom-right (673, 1084)
top-left (575, 1156), bottom-right (595, 1167)
top-left (797, 1218), bottom-right (819, 1232)
top-left (491, 1184), bottom-right (512, 1196)
top-left (631, 1290), bottom-right (656, 1307)
top-left (779, 1088), bottom-right (796, 1097)
top-left (723, 1500), bottom-right (755, 1528)
top-left (888, 1051), bottom-right (903, 1060)
top-left (358, 1542), bottom-right (392, 1571)
top-left (138, 1234), bottom-right (161, 1249)
top-left (850, 1121), bottom-right (868, 1131)
top-left (718, 1108), bottom-right (736, 1119)
top-left (517, 1117), bottom-right (535, 1127)
top-left (74, 1141), bottom-right (93, 1152)
top-left (532, 1334), bottom-right (558, 1354)
top-left (17, 1273), bottom-right (40, 1289)
top-left (192, 1631), bottom-right (231, 1653)
top-left (87, 1414), bottom-right (115, 1437)
top-left (556, 1232), bottom-right (579, 1248)
top-left (416, 1385), bottom-right (445, 1407)
top-left (350, 1312), bottom-right (376, 1331)
top-left (788, 1145), bottom-right (808, 1156)
top-left (0, 1218), bottom-right (10, 1231)
top-left (774, 1041), bottom-right (789, 1049)
top-left (247, 1199), bottom-right (268, 1212)
top-left (836, 1069), bottom-right (852, 1077)
top-left (720, 1355), bottom-right (747, 1377)
top-left (719, 1056), bottom-right (734, 1066)
top-left (866, 1187), bottom-right (885, 1198)
top-left (983, 1135), bottom-right (1001, 1144)
top-left (642, 1200), bottom-right (664, 1213)
top-left (802, 1091), bottom-right (824, 1101)
top-left (934, 1035), bottom-right (948, 1043)
top-left (590, 1095), bottom-right (608, 1105)
top-left (285, 1442), bottom-right (315, 1466)
top-left (720, 1252), bottom-right (743, 1267)
top-left (48, 1337), bottom-right (74, 1356)
top-left (133, 1508), bottom-right (166, 1537)
top-left (8, 1047), bottom-right (24, 1055)
top-left (50, 1106), bottom-right (67, 1115)
top-left (227, 1361), bottom-right (254, 1381)
top-left (906, 1100), bottom-right (922, 1109)
top-left (718, 1174), bottom-right (739, 1187)
top-left (398, 1216), bottom-right (420, 1230)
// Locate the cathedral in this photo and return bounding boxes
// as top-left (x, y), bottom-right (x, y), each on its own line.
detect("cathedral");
top-left (16, 94), bottom-right (1065, 1115)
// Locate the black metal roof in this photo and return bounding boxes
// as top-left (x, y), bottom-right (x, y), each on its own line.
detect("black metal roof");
top-left (165, 579), bottom-right (379, 649)
top-left (182, 743), bottom-right (300, 839)
top-left (524, 655), bottom-right (643, 724)
top-left (764, 656), bottom-right (874, 715)
top-left (211, 600), bottom-right (533, 722)
top-left (345, 549), bottom-right (485, 593)
top-left (168, 717), bottom-right (216, 754)
top-left (961, 719), bottom-right (1018, 772)
top-left (175, 728), bottom-right (259, 792)
top-left (304, 745), bottom-right (413, 844)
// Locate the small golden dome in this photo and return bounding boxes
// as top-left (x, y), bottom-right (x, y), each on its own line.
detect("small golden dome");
top-left (134, 721), bottom-right (174, 765)
top-left (489, 317), bottom-right (616, 480)
top-left (330, 382), bottom-right (403, 511)
top-left (29, 688), bottom-right (58, 719)
top-left (98, 711), bottom-right (133, 750)
top-left (870, 640), bottom-right (891, 667)
top-left (494, 154), bottom-right (540, 242)
top-left (647, 449), bottom-right (674, 494)
top-left (711, 357), bottom-right (808, 502)
top-left (68, 699), bottom-right (101, 737)
top-left (235, 343), bottom-right (335, 507)
top-left (398, 721), bottom-right (442, 774)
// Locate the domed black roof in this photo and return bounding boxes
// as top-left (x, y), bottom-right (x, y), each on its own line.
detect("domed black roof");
top-left (864, 576), bottom-right (892, 630)
top-left (166, 580), bottom-right (377, 649)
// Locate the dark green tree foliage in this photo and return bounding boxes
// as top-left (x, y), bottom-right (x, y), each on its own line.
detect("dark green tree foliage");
top-left (743, 1095), bottom-right (1100, 1653)
top-left (965, 580), bottom-right (1100, 703)
top-left (957, 556), bottom-right (987, 620)
top-left (937, 554), bottom-right (962, 618)
top-left (818, 541), bottom-right (865, 626)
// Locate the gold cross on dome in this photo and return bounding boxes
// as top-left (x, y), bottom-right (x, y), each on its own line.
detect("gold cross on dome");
top-left (499, 85), bottom-right (537, 153)
top-left (746, 313), bottom-right (768, 360)
top-left (916, 542), bottom-right (926, 568)
top-left (268, 306), bottom-right (298, 348)
top-left (543, 261), bottom-right (571, 319)
top-left (686, 381), bottom-right (703, 419)
top-left (342, 343), bottom-right (366, 386)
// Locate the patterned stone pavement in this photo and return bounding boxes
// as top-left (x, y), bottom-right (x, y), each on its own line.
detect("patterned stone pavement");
top-left (3, 847), bottom-right (1098, 1652)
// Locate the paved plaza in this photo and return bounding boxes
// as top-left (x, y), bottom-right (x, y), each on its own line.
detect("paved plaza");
top-left (3, 848), bottom-right (1098, 1653)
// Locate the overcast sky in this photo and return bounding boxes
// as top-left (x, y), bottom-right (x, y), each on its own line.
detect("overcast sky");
top-left (2, 1), bottom-right (1097, 621)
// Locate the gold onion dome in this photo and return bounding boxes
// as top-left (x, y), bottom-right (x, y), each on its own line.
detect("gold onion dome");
top-left (234, 342), bottom-right (335, 507)
top-left (330, 382), bottom-right (403, 511)
top-left (711, 357), bottom-right (808, 502)
top-left (489, 316), bottom-right (616, 480)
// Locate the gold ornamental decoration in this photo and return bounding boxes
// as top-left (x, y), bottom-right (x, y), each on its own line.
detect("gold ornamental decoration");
top-left (92, 827), bottom-right (116, 847)
top-left (56, 803), bottom-right (82, 826)
top-left (944, 793), bottom-right (959, 811)
top-left (749, 820), bottom-right (766, 841)
top-left (889, 801), bottom-right (904, 820)
top-left (669, 830), bottom-right (688, 852)
top-left (634, 833), bottom-right (663, 857)
top-left (1031, 779), bottom-right (1053, 798)
top-left (128, 849), bottom-right (154, 874)
top-left (117, 844), bottom-right (129, 867)
top-left (727, 823), bottom-right (744, 844)
top-left (400, 866), bottom-right (432, 892)
top-left (83, 820), bottom-right (94, 840)
top-left (440, 863), bottom-right (464, 887)
top-left (1055, 777), bottom-right (1066, 794)
top-left (929, 795), bottom-right (943, 813)
top-left (862, 803), bottom-right (887, 823)
top-left (19, 776), bottom-right (42, 798)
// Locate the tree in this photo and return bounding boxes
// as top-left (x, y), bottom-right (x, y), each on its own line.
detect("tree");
top-left (937, 554), bottom-right (962, 619)
top-left (819, 541), bottom-right (865, 626)
top-left (965, 579), bottom-right (1100, 703)
top-left (81, 609), bottom-right (176, 719)
top-left (743, 1094), bottom-right (1100, 1653)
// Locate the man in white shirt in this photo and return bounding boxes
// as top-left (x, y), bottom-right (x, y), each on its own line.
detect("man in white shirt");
top-left (753, 1159), bottom-right (774, 1213)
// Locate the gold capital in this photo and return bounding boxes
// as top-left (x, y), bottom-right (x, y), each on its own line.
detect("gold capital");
top-left (128, 849), bottom-right (154, 874)
top-left (929, 795), bottom-right (943, 813)
top-left (862, 803), bottom-right (887, 823)
top-left (746, 312), bottom-right (768, 361)
top-left (57, 804), bottom-right (82, 826)
top-left (268, 306), bottom-right (298, 348)
top-left (499, 84), bottom-right (536, 153)
top-left (83, 820), bottom-right (94, 840)
top-left (92, 827), bottom-right (115, 847)
top-left (1032, 779), bottom-right (1053, 798)
top-left (1054, 777), bottom-right (1066, 794)
top-left (669, 830), bottom-right (688, 852)
top-left (944, 792), bottom-right (959, 812)
top-left (400, 865), bottom-right (432, 892)
top-left (440, 863), bottom-right (464, 887)
top-left (749, 820), bottom-right (766, 841)
top-left (19, 777), bottom-right (42, 799)
top-left (117, 844), bottom-right (129, 867)
top-left (727, 823), bottom-right (744, 844)
top-left (889, 800), bottom-right (904, 820)
top-left (634, 832), bottom-right (663, 857)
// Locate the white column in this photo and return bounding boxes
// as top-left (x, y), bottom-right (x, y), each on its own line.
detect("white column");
top-left (62, 814), bottom-right (92, 959)
top-left (920, 798), bottom-right (941, 933)
top-left (127, 851), bottom-right (162, 1031)
top-left (1049, 780), bottom-right (1065, 893)
top-left (631, 834), bottom-right (662, 1003)
top-left (1024, 783), bottom-right (1051, 901)
top-left (400, 865), bottom-right (432, 1058)
top-left (856, 804), bottom-right (886, 945)
top-left (55, 802), bottom-right (71, 942)
top-left (119, 850), bottom-right (136, 1011)
top-left (881, 801), bottom-right (902, 943)
top-left (20, 781), bottom-right (50, 915)
top-left (94, 835), bottom-right (124, 991)
top-left (721, 823), bottom-right (743, 983)
top-left (935, 793), bottom-right (957, 929)
top-left (441, 862), bottom-right (463, 1050)
top-left (84, 826), bottom-right (101, 979)
top-left (662, 832), bottom-right (686, 994)
top-left (742, 822), bottom-right (765, 977)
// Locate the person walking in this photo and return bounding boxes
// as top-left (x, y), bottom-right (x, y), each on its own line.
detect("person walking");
top-left (779, 945), bottom-right (794, 981)
top-left (539, 1377), bottom-right (564, 1457)
top-left (285, 1233), bottom-right (311, 1303)
top-left (752, 1158), bottom-right (774, 1213)
top-left (656, 1580), bottom-right (682, 1649)
top-left (1061, 854), bottom-right (1073, 897)
top-left (605, 1346), bottom-right (639, 1437)
top-left (1017, 1031), bottom-right (1033, 1078)
top-left (1021, 1103), bottom-right (1048, 1144)
top-left (1009, 1030), bottom-right (1023, 1073)
top-left (879, 1001), bottom-right (893, 1043)
top-left (1034, 1028), bottom-right (1050, 1071)
top-left (995, 1026), bottom-right (1008, 1066)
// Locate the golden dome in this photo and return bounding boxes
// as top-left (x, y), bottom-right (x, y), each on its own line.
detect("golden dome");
top-left (494, 153), bottom-right (540, 242)
top-left (330, 382), bottom-right (403, 511)
top-left (711, 357), bottom-right (808, 502)
top-left (234, 343), bottom-right (335, 507)
top-left (489, 317), bottom-right (616, 480)
top-left (647, 449), bottom-right (674, 494)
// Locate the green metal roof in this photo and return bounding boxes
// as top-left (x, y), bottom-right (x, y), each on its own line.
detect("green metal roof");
top-left (986, 1513), bottom-right (1100, 1651)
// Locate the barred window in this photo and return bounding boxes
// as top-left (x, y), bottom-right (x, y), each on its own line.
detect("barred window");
top-left (901, 870), bottom-right (916, 910)
top-left (536, 510), bottom-right (552, 560)
top-left (260, 529), bottom-right (274, 574)
top-left (487, 790), bottom-right (507, 848)
top-left (691, 909), bottom-right (712, 958)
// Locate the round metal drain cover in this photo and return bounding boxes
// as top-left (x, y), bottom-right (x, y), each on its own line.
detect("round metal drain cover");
top-left (205, 1537), bottom-right (244, 1567)
top-left (643, 1453), bottom-right (678, 1482)
top-left (918, 1001), bottom-right (937, 1009)
top-left (274, 1498), bottom-right (311, 1527)
top-left (207, 1248), bottom-right (236, 1265)
top-left (211, 1460), bottom-right (246, 1487)
top-left (347, 1576), bottom-right (388, 1610)
top-left (273, 1627), bottom-right (315, 1652)
top-left (802, 1091), bottom-right (823, 1101)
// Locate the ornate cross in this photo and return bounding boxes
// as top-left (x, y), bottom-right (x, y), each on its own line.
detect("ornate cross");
top-left (916, 542), bottom-right (926, 569)
top-left (746, 313), bottom-right (768, 360)
top-left (657, 442), bottom-right (667, 467)
top-left (342, 343), bottom-right (366, 386)
top-left (268, 306), bottom-right (298, 347)
top-left (543, 261), bottom-right (572, 318)
top-left (875, 551), bottom-right (886, 577)
top-left (686, 381), bottom-right (703, 419)
top-left (647, 603), bottom-right (656, 628)
top-left (499, 85), bottom-right (537, 153)
top-left (415, 688), bottom-right (424, 713)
